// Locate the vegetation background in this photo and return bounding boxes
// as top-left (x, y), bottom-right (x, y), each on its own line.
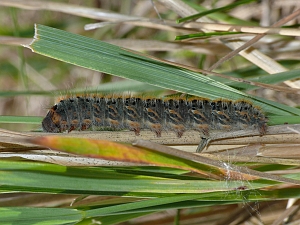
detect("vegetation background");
top-left (1, 0), bottom-right (300, 224)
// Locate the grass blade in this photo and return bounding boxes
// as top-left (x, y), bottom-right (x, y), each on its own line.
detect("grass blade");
top-left (177, 0), bottom-right (256, 23)
top-left (0, 116), bottom-right (42, 124)
top-left (26, 24), bottom-right (300, 118)
top-left (0, 207), bottom-right (83, 225)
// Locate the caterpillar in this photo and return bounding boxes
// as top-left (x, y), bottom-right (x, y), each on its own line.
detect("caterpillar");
top-left (42, 96), bottom-right (268, 139)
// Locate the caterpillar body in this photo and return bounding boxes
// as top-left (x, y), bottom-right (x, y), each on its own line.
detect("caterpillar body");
top-left (42, 96), bottom-right (268, 138)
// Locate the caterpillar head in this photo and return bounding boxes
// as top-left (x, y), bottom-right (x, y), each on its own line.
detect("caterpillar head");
top-left (42, 105), bottom-right (61, 133)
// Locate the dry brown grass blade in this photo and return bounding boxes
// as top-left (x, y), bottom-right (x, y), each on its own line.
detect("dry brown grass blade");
top-left (209, 8), bottom-right (300, 72)
top-left (215, 202), bottom-right (273, 225)
top-left (208, 124), bottom-right (300, 141)
top-left (258, 144), bottom-right (300, 158)
top-left (221, 40), bottom-right (297, 87)
top-left (18, 124), bottom-right (300, 153)
top-left (271, 204), bottom-right (300, 225)
top-left (0, 36), bottom-right (32, 46)
top-left (0, 0), bottom-right (141, 20)
top-left (158, 0), bottom-right (213, 23)
top-left (204, 124), bottom-right (300, 152)
top-left (84, 19), bottom-right (194, 33)
top-left (183, 22), bottom-right (300, 36)
top-left (0, 128), bottom-right (33, 137)
top-left (0, 128), bottom-right (36, 149)
top-left (212, 133), bottom-right (300, 146)
top-left (107, 39), bottom-right (230, 54)
top-left (24, 130), bottom-right (202, 145)
top-left (0, 150), bottom-right (144, 166)
top-left (0, 0), bottom-right (194, 33)
top-left (22, 124), bottom-right (300, 146)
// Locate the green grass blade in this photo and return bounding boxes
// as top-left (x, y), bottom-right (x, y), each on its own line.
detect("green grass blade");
top-left (182, 0), bottom-right (258, 25)
top-left (84, 184), bottom-right (300, 217)
top-left (0, 207), bottom-right (83, 225)
top-left (27, 25), bottom-right (247, 100)
top-left (0, 116), bottom-right (42, 124)
top-left (25, 24), bottom-right (300, 118)
top-left (223, 68), bottom-right (300, 91)
top-left (0, 167), bottom-right (267, 194)
top-left (175, 32), bottom-right (241, 40)
top-left (0, 160), bottom-right (276, 195)
top-left (76, 212), bottom-right (152, 225)
top-left (177, 0), bottom-right (256, 23)
top-left (0, 91), bottom-right (52, 97)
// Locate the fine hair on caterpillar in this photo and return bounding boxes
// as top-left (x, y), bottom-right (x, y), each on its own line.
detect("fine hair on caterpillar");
top-left (42, 95), bottom-right (268, 150)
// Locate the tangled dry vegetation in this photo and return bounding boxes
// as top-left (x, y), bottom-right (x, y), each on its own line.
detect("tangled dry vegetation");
top-left (1, 0), bottom-right (300, 224)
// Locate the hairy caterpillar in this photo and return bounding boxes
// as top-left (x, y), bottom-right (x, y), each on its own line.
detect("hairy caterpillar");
top-left (42, 96), bottom-right (268, 139)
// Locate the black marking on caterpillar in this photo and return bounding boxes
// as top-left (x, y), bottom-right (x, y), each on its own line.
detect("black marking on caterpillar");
top-left (42, 96), bottom-right (268, 139)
